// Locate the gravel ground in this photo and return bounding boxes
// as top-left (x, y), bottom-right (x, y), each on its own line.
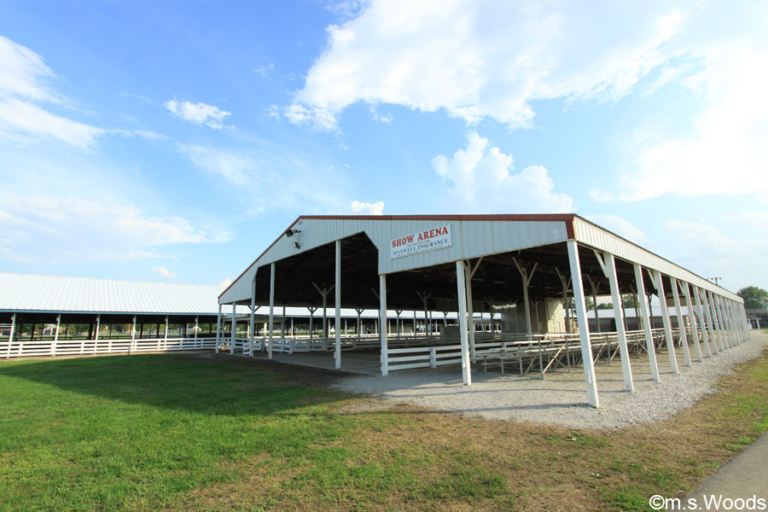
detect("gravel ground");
top-left (333, 331), bottom-right (768, 430)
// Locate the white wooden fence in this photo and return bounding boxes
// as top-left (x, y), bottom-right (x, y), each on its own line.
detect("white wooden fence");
top-left (1, 336), bottom-right (217, 358)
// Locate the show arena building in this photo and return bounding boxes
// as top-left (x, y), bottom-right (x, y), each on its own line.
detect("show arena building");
top-left (219, 214), bottom-right (751, 408)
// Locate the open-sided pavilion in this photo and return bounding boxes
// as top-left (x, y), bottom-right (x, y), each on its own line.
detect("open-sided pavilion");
top-left (219, 214), bottom-right (751, 407)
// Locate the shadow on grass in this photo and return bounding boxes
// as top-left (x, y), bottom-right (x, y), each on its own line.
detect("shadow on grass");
top-left (0, 353), bottom-right (347, 417)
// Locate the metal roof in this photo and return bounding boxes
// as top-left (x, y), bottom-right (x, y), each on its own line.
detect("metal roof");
top-left (220, 214), bottom-right (742, 305)
top-left (0, 272), bottom-right (234, 315)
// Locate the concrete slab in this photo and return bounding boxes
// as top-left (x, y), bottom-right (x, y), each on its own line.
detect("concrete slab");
top-left (252, 349), bottom-right (382, 375)
top-left (682, 431), bottom-right (768, 510)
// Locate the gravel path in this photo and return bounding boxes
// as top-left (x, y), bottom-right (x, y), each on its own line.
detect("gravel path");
top-left (333, 332), bottom-right (768, 430)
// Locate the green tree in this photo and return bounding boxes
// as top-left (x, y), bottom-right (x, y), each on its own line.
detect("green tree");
top-left (738, 286), bottom-right (768, 309)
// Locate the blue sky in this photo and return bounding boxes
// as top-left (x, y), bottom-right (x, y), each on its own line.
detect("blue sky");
top-left (0, 0), bottom-right (766, 293)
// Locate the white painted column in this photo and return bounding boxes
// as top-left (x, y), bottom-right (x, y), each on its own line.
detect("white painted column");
top-left (714, 295), bottom-right (730, 349)
top-left (670, 278), bottom-right (692, 367)
top-left (694, 287), bottom-right (712, 357)
top-left (230, 303), bottom-right (236, 354)
top-left (215, 304), bottom-right (222, 354)
top-left (268, 262), bottom-right (275, 360)
top-left (322, 293), bottom-right (328, 351)
top-left (738, 302), bottom-right (749, 341)
top-left (681, 283), bottom-right (703, 362)
top-left (700, 290), bottom-right (719, 354)
top-left (380, 274), bottom-right (388, 376)
top-left (708, 291), bottom-right (725, 351)
top-left (603, 253), bottom-right (634, 391)
top-left (464, 265), bottom-right (476, 358)
top-left (651, 270), bottom-right (679, 374)
top-left (514, 259), bottom-right (537, 343)
top-left (194, 316), bottom-right (199, 349)
top-left (722, 299), bottom-right (736, 345)
top-left (567, 241), bottom-right (599, 407)
top-left (733, 300), bottom-right (744, 343)
top-left (309, 308), bottom-right (315, 345)
top-left (455, 260), bottom-right (472, 386)
top-left (92, 314), bottom-right (100, 354)
top-left (130, 315), bottom-right (136, 354)
top-left (334, 239), bottom-right (342, 370)
top-left (634, 264), bottom-right (660, 381)
top-left (723, 297), bottom-right (738, 345)
top-left (249, 283), bottom-right (256, 357)
top-left (52, 314), bottom-right (61, 356)
top-left (7, 313), bottom-right (16, 358)
top-left (164, 315), bottom-right (169, 352)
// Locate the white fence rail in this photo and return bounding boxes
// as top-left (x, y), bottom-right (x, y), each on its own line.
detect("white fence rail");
top-left (1, 336), bottom-right (217, 358)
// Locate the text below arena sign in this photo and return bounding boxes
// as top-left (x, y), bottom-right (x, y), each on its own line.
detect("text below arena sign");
top-left (391, 225), bottom-right (452, 259)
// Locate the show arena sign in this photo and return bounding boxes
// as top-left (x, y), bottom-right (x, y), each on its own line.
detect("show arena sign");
top-left (391, 225), bottom-right (452, 259)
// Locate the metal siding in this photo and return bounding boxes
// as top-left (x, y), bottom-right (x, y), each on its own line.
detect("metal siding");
top-left (573, 218), bottom-right (741, 302)
top-left (222, 218), bottom-right (570, 303)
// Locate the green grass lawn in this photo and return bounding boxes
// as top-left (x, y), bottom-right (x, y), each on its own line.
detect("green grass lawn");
top-left (1, 352), bottom-right (767, 511)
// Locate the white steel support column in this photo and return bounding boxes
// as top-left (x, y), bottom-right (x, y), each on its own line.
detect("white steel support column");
top-left (694, 287), bottom-right (712, 357)
top-left (52, 314), bottom-right (61, 356)
top-left (194, 316), bottom-right (199, 349)
top-left (334, 240), bottom-right (342, 370)
top-left (380, 274), bottom-right (388, 376)
top-left (600, 252), bottom-right (634, 391)
top-left (723, 296), bottom-right (736, 346)
top-left (736, 301), bottom-right (748, 342)
top-left (465, 266), bottom-right (476, 358)
top-left (731, 300), bottom-right (743, 344)
top-left (130, 315), bottom-right (136, 354)
top-left (708, 291), bottom-right (725, 351)
top-left (701, 290), bottom-right (719, 354)
top-left (681, 283), bottom-right (703, 362)
top-left (164, 315), bottom-right (169, 352)
top-left (7, 313), bottom-right (15, 358)
top-left (93, 314), bottom-right (101, 354)
top-left (215, 304), bottom-right (222, 354)
top-left (651, 270), bottom-right (679, 374)
top-left (718, 296), bottom-right (738, 347)
top-left (732, 300), bottom-right (744, 343)
top-left (249, 280), bottom-right (256, 357)
top-left (513, 258), bottom-right (537, 342)
top-left (713, 295), bottom-right (730, 349)
top-left (455, 261), bottom-right (472, 386)
top-left (670, 278), bottom-right (692, 367)
top-left (268, 262), bottom-right (275, 360)
top-left (722, 298), bottom-right (736, 345)
top-left (322, 293), bottom-right (328, 351)
top-left (230, 303), bottom-right (236, 355)
top-left (308, 307), bottom-right (316, 345)
top-left (634, 264), bottom-right (660, 381)
top-left (567, 241), bottom-right (599, 407)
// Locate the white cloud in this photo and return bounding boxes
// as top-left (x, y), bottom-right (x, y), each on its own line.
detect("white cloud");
top-left (178, 144), bottom-right (252, 186)
top-left (164, 98), bottom-right (232, 129)
top-left (0, 98), bottom-right (104, 148)
top-left (351, 200), bottom-right (384, 215)
top-left (591, 46), bottom-right (768, 202)
top-left (177, 144), bottom-right (348, 214)
top-left (0, 196), bottom-right (212, 264)
top-left (287, 0), bottom-right (690, 130)
top-left (0, 36), bottom-right (104, 148)
top-left (586, 215), bottom-right (647, 244)
top-left (252, 63), bottom-right (274, 77)
top-left (151, 267), bottom-right (177, 279)
top-left (219, 278), bottom-right (232, 288)
top-left (431, 132), bottom-right (573, 213)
